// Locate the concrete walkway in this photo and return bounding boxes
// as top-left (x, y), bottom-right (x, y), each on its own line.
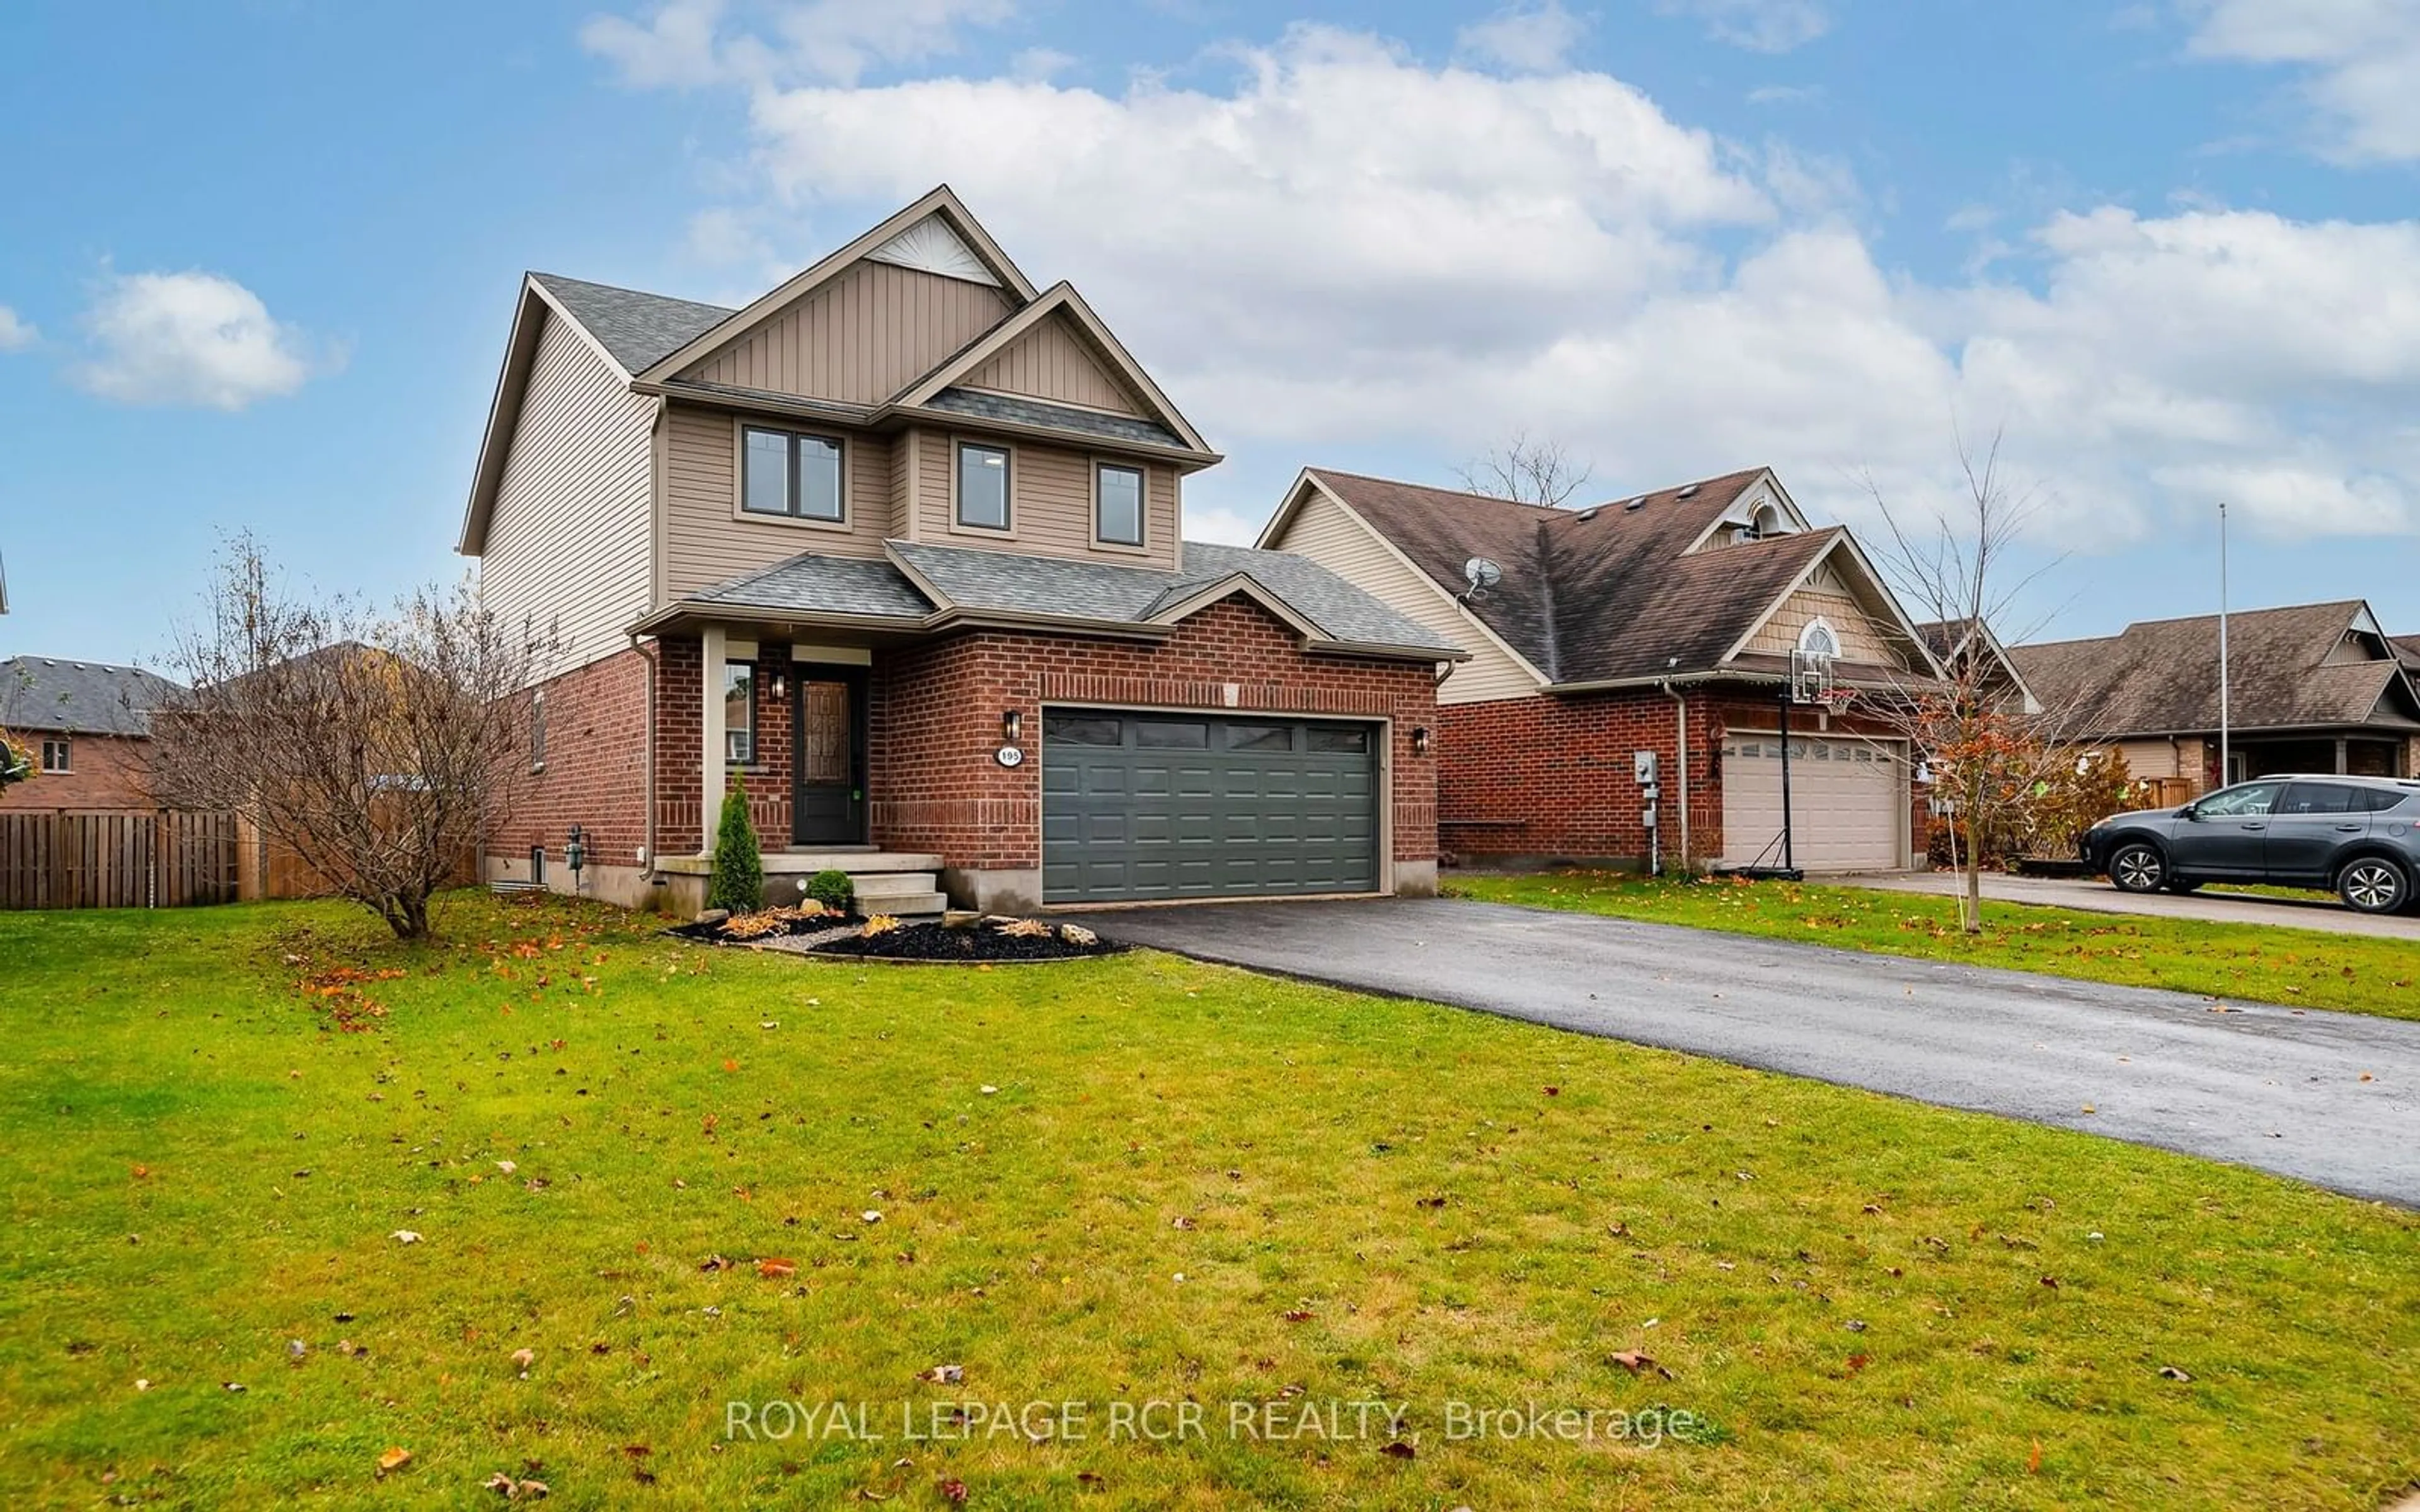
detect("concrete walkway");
top-left (1853, 869), bottom-right (2420, 940)
top-left (1066, 897), bottom-right (2420, 1206)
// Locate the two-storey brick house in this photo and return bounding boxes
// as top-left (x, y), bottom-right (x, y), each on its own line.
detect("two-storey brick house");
top-left (461, 187), bottom-right (1462, 914)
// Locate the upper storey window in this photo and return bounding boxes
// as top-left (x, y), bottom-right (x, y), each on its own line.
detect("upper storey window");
top-left (743, 425), bottom-right (844, 523)
top-left (1095, 462), bottom-right (1144, 547)
top-left (957, 442), bottom-right (1011, 530)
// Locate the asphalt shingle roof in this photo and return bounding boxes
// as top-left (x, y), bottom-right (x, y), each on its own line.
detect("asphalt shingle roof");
top-left (923, 388), bottom-right (1184, 449)
top-left (678, 540), bottom-right (1463, 658)
top-left (1307, 467), bottom-right (1868, 685)
top-left (688, 553), bottom-right (933, 621)
top-left (529, 273), bottom-right (733, 375)
top-left (0, 658), bottom-right (183, 736)
top-left (2010, 602), bottom-right (2420, 736)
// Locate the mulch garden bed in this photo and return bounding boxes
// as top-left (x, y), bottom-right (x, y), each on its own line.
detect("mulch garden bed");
top-left (812, 920), bottom-right (1119, 963)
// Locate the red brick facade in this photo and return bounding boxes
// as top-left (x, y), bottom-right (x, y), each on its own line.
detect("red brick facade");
top-left (867, 595), bottom-right (1438, 871)
top-left (0, 733), bottom-right (155, 813)
top-left (514, 592), bottom-right (1441, 899)
top-left (488, 648), bottom-right (653, 871)
top-left (1438, 687), bottom-right (1921, 869)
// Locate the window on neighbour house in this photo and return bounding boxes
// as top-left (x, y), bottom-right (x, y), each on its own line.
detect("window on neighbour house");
top-left (742, 425), bottom-right (844, 522)
top-left (724, 662), bottom-right (755, 765)
top-left (41, 738), bottom-right (71, 773)
top-left (957, 442), bottom-right (1010, 530)
top-left (1095, 462), bottom-right (1144, 546)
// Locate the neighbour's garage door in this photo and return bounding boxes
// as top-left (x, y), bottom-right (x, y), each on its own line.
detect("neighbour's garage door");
top-left (1042, 709), bottom-right (1381, 903)
top-left (1720, 733), bottom-right (1906, 873)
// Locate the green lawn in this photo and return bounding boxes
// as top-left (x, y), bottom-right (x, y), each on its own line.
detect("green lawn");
top-left (1444, 871), bottom-right (2420, 1022)
top-left (3, 895), bottom-right (2417, 1510)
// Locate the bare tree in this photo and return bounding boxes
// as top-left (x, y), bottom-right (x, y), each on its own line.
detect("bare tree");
top-left (1857, 430), bottom-right (2086, 934)
top-left (147, 536), bottom-right (551, 940)
top-left (1456, 430), bottom-right (1593, 508)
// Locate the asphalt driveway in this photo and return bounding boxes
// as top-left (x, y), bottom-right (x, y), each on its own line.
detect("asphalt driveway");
top-left (1067, 897), bottom-right (2420, 1207)
top-left (1854, 869), bottom-right (2420, 939)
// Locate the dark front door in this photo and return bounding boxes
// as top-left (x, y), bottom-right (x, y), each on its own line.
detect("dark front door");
top-left (792, 668), bottom-right (867, 847)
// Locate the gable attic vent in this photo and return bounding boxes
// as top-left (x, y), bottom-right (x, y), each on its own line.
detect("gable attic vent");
top-left (866, 214), bottom-right (1001, 287)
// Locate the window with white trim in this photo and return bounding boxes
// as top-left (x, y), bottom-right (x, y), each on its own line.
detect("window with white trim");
top-left (1798, 618), bottom-right (1841, 659)
top-left (41, 738), bottom-right (71, 773)
top-left (724, 662), bottom-right (755, 764)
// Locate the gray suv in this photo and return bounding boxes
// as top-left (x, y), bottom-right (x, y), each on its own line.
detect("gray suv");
top-left (2080, 774), bottom-right (2420, 914)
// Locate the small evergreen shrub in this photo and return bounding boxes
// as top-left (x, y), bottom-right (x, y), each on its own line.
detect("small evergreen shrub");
top-left (708, 788), bottom-right (764, 914)
top-left (805, 868), bottom-right (855, 914)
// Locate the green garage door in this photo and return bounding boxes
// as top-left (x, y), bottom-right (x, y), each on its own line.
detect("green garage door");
top-left (1041, 710), bottom-right (1382, 903)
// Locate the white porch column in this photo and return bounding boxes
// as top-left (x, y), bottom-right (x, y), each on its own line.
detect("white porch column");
top-left (700, 624), bottom-right (727, 856)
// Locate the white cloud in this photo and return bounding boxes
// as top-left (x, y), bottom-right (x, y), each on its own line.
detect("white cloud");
top-left (72, 270), bottom-right (319, 411)
top-left (608, 13), bottom-right (2420, 548)
top-left (1455, 1), bottom-right (1587, 72)
top-left (2186, 0), bottom-right (2420, 162)
top-left (583, 0), bottom-right (1018, 88)
top-left (1657, 0), bottom-right (1835, 52)
top-left (0, 306), bottom-right (35, 351)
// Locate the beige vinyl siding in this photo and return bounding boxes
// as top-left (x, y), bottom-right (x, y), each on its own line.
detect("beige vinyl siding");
top-left (1269, 489), bottom-right (1532, 702)
top-left (887, 427), bottom-right (916, 539)
top-left (687, 261), bottom-right (1011, 405)
top-left (2113, 737), bottom-right (2204, 781)
top-left (481, 311), bottom-right (654, 682)
top-left (960, 314), bottom-right (1140, 414)
top-left (913, 432), bottom-right (1179, 571)
top-left (1744, 575), bottom-right (1896, 663)
top-left (660, 404), bottom-right (894, 598)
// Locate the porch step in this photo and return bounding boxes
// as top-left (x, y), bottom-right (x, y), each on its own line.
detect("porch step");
top-left (850, 869), bottom-right (947, 919)
top-left (769, 850), bottom-right (943, 874)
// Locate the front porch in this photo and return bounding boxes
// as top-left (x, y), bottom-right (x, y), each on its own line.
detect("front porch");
top-left (655, 847), bottom-right (948, 918)
top-left (2230, 731), bottom-right (2412, 783)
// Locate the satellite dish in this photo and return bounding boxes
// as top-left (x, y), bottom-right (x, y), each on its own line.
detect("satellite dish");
top-left (1463, 556), bottom-right (1502, 593)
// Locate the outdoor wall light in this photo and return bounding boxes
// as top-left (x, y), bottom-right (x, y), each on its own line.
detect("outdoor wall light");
top-left (1412, 726), bottom-right (1432, 757)
top-left (768, 672), bottom-right (787, 701)
top-left (1002, 708), bottom-right (1023, 743)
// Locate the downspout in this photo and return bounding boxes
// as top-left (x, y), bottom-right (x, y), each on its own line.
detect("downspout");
top-left (631, 632), bottom-right (657, 892)
top-left (1661, 680), bottom-right (1690, 873)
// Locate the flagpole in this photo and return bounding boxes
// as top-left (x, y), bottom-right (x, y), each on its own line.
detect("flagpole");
top-left (2217, 501), bottom-right (2230, 788)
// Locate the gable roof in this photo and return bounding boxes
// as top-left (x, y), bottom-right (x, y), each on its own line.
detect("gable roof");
top-left (889, 283), bottom-right (1211, 454)
top-left (639, 541), bottom-right (1465, 663)
top-left (634, 186), bottom-right (1039, 387)
top-left (1288, 467), bottom-right (1925, 688)
top-left (2010, 600), bottom-right (2420, 737)
top-left (527, 275), bottom-right (731, 375)
top-left (1, 657), bottom-right (183, 736)
top-left (2395, 633), bottom-right (2420, 671)
top-left (1912, 617), bottom-right (2044, 713)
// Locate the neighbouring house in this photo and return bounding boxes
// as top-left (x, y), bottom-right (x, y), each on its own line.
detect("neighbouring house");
top-left (0, 657), bottom-right (180, 813)
top-left (460, 186), bottom-right (1462, 915)
top-left (2011, 600), bottom-right (2420, 792)
top-left (1257, 467), bottom-right (1944, 874)
top-left (1911, 619), bottom-right (2042, 714)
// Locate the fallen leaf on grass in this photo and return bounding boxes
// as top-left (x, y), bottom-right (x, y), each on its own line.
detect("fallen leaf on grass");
top-left (1380, 1441), bottom-right (1417, 1460)
top-left (1847, 1353), bottom-right (1870, 1374)
top-left (510, 1348), bottom-right (534, 1377)
top-left (700, 1254), bottom-right (732, 1272)
top-left (377, 1446), bottom-right (412, 1475)
top-left (1170, 1216), bottom-right (1196, 1231)
top-left (391, 1230), bottom-right (423, 1244)
top-left (1281, 1309), bottom-right (1314, 1323)
top-left (2027, 1439), bottom-right (2043, 1474)
top-left (1415, 1195), bottom-right (1447, 1210)
top-left (2158, 1365), bottom-right (2192, 1382)
top-left (1608, 1351), bottom-right (1673, 1380)
top-left (919, 1363), bottom-right (965, 1384)
top-left (936, 1478), bottom-right (969, 1504)
top-left (757, 1257), bottom-right (798, 1280)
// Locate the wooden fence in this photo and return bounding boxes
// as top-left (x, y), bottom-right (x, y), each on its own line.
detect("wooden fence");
top-left (0, 810), bottom-right (240, 910)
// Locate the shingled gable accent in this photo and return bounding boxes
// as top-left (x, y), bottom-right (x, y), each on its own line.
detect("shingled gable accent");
top-left (1715, 530), bottom-right (1940, 680)
top-left (630, 185), bottom-right (1040, 389)
top-left (889, 282), bottom-right (1213, 455)
top-left (1291, 466), bottom-right (1936, 691)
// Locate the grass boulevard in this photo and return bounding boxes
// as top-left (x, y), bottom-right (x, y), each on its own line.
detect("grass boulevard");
top-left (0, 892), bottom-right (2414, 1509)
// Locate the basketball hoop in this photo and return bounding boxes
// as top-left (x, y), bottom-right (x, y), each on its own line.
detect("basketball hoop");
top-left (1787, 648), bottom-right (1836, 706)
top-left (1819, 686), bottom-right (1858, 716)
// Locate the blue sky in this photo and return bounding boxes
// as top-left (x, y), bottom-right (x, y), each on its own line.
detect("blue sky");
top-left (4, 0), bottom-right (2417, 667)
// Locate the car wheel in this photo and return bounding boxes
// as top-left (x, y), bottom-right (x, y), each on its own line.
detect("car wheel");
top-left (2336, 856), bottom-right (2411, 915)
top-left (2107, 842), bottom-right (2165, 894)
